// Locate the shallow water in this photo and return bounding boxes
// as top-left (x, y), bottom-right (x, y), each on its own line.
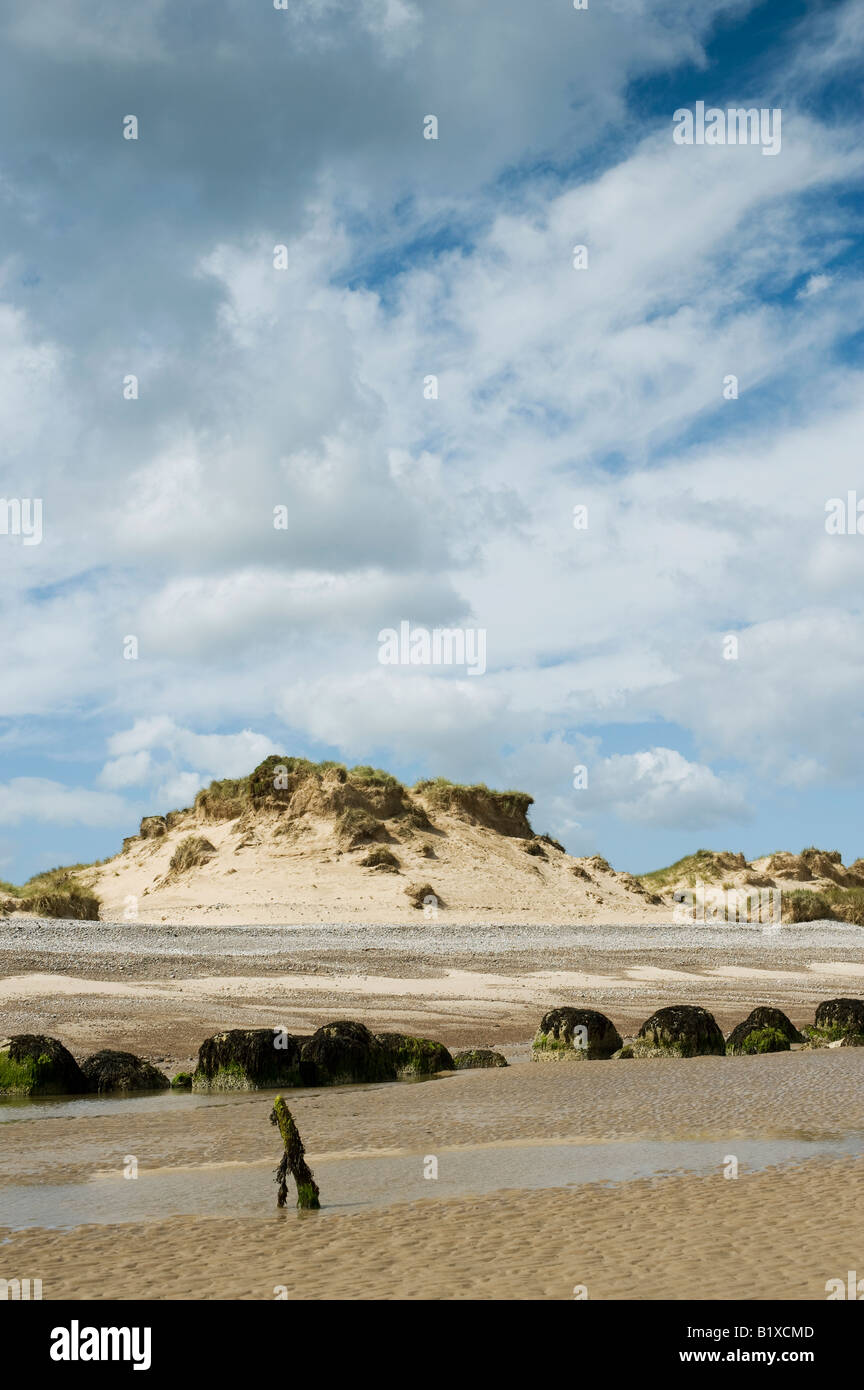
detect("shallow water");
top-left (0, 1074), bottom-right (438, 1125)
top-left (2, 1129), bottom-right (861, 1231)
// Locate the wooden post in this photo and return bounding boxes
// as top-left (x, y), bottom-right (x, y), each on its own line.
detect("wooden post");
top-left (269, 1096), bottom-right (320, 1210)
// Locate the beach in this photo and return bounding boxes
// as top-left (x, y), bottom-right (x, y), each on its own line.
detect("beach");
top-left (2, 1050), bottom-right (862, 1300)
top-left (2, 916), bottom-right (863, 1060)
top-left (1, 915), bottom-right (863, 1300)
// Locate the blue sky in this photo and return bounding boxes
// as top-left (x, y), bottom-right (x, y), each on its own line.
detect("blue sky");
top-left (2, 0), bottom-right (864, 881)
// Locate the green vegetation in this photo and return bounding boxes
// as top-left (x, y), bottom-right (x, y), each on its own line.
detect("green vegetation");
top-left (169, 836), bottom-right (216, 875)
top-left (532, 1034), bottom-right (572, 1052)
top-left (194, 777), bottom-right (247, 821)
top-left (802, 1023), bottom-right (852, 1045)
top-left (824, 886), bottom-right (864, 925)
top-left (0, 1035), bottom-right (87, 1095)
top-left (631, 1039), bottom-right (695, 1058)
top-left (640, 850), bottom-right (746, 891)
top-left (414, 777), bottom-right (533, 817)
top-left (736, 1027), bottom-right (790, 1054)
top-left (784, 889), bottom-right (839, 922)
top-left (412, 778), bottom-right (534, 837)
top-left (189, 756), bottom-right (410, 821)
top-left (248, 755), bottom-right (318, 801)
top-left (375, 1033), bottom-right (454, 1075)
top-left (452, 1048), bottom-right (508, 1069)
top-left (336, 808), bottom-right (382, 848)
top-left (270, 1097), bottom-right (320, 1210)
top-left (348, 765), bottom-right (400, 788)
top-left (0, 865), bottom-right (100, 920)
top-left (0, 1052), bottom-right (40, 1094)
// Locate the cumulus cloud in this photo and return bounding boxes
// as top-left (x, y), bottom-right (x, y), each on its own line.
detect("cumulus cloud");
top-left (102, 722), bottom-right (282, 796)
top-left (0, 779), bottom-right (129, 827)
top-left (97, 751), bottom-right (153, 789)
top-left (588, 749), bottom-right (751, 827)
top-left (1, 0), bottom-right (863, 873)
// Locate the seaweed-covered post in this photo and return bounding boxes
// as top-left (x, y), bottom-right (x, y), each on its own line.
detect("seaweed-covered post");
top-left (269, 1096), bottom-right (320, 1210)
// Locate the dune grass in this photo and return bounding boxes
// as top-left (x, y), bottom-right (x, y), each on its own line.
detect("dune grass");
top-left (640, 850), bottom-right (746, 890)
top-left (168, 836), bottom-right (216, 874)
top-left (1, 864), bottom-right (101, 920)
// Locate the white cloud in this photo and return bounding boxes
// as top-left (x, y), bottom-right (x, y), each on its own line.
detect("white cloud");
top-left (798, 273), bottom-right (832, 298)
top-left (155, 771), bottom-right (206, 809)
top-left (0, 779), bottom-right (129, 827)
top-left (98, 751), bottom-right (153, 789)
top-left (590, 748), bottom-right (751, 826)
top-left (102, 721), bottom-right (282, 790)
top-left (1, 0), bottom-right (863, 872)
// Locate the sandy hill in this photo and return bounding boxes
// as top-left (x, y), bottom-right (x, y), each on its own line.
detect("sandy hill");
top-left (75, 757), bottom-right (667, 926)
top-left (640, 848), bottom-right (864, 923)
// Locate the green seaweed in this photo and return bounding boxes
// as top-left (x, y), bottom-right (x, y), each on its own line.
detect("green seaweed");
top-left (270, 1097), bottom-right (320, 1210)
top-left (735, 1027), bottom-right (790, 1055)
top-left (0, 1054), bottom-right (39, 1095)
top-left (375, 1033), bottom-right (453, 1076)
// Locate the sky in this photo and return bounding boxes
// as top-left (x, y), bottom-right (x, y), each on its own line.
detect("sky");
top-left (1, 0), bottom-right (864, 882)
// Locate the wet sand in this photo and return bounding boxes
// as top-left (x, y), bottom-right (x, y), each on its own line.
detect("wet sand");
top-left (2, 917), bottom-right (863, 1300)
top-left (2, 1053), bottom-right (862, 1300)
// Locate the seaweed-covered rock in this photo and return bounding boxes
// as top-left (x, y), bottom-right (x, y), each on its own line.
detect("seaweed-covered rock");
top-left (532, 1007), bottom-right (622, 1061)
top-left (840, 1033), bottom-right (864, 1047)
top-left (736, 1027), bottom-right (790, 1055)
top-left (633, 1005), bottom-right (725, 1058)
top-left (193, 1028), bottom-right (304, 1091)
top-left (726, 1007), bottom-right (804, 1054)
top-left (374, 1032), bottom-right (453, 1076)
top-left (0, 1034), bottom-right (87, 1096)
top-left (452, 1048), bottom-right (508, 1069)
top-left (82, 1050), bottom-right (170, 1093)
top-left (814, 998), bottom-right (864, 1037)
top-left (171, 1071), bottom-right (193, 1088)
top-left (299, 1020), bottom-right (395, 1086)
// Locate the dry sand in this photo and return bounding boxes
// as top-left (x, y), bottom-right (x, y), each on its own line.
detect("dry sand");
top-left (83, 796), bottom-right (665, 926)
top-left (1, 916), bottom-right (862, 1063)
